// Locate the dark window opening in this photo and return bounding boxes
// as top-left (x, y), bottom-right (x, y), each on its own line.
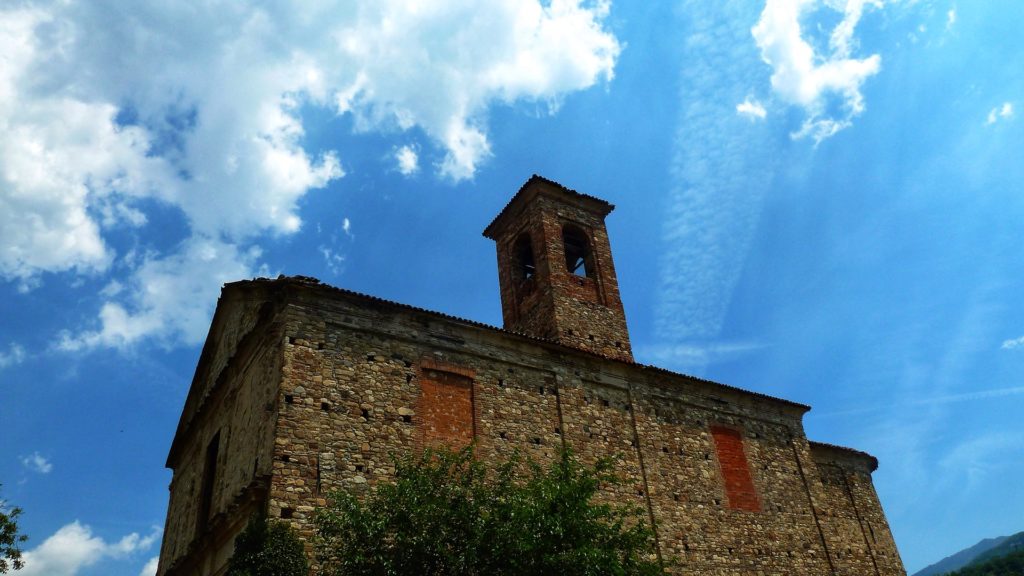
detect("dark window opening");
top-left (402, 414), bottom-right (412, 423)
top-left (284, 394), bottom-right (294, 404)
top-left (513, 233), bottom-right (536, 282)
top-left (280, 507), bottom-right (294, 519)
top-left (197, 431), bottom-right (220, 534)
top-left (562, 225), bottom-right (594, 278)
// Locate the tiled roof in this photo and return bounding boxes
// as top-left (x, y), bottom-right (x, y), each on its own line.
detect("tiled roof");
top-left (238, 275), bottom-right (811, 411)
top-left (809, 441), bottom-right (879, 471)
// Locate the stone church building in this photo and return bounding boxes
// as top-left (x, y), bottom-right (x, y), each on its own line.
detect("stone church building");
top-left (157, 176), bottom-right (905, 575)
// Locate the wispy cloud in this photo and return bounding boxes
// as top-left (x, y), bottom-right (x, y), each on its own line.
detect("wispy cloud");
top-left (946, 8), bottom-right (957, 31)
top-left (642, 341), bottom-right (767, 367)
top-left (816, 385), bottom-right (1024, 418)
top-left (21, 452), bottom-right (52, 474)
top-left (19, 522), bottom-right (160, 576)
top-left (986, 102), bottom-right (1014, 125)
top-left (751, 0), bottom-right (883, 143)
top-left (1001, 335), bottom-right (1024, 350)
top-left (939, 432), bottom-right (1024, 492)
top-left (736, 98), bottom-right (767, 120)
top-left (655, 0), bottom-right (779, 375)
top-left (0, 343), bottom-right (25, 369)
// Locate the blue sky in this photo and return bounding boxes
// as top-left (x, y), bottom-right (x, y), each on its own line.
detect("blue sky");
top-left (0, 1), bottom-right (1021, 574)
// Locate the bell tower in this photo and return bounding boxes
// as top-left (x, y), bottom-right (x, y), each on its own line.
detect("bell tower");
top-left (483, 175), bottom-right (632, 362)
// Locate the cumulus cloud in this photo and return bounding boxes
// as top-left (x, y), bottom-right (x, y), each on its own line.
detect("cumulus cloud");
top-left (1001, 335), bottom-right (1024, 350)
top-left (0, 343), bottom-right (25, 368)
top-left (986, 102), bottom-right (1014, 125)
top-left (59, 238), bottom-right (262, 350)
top-left (20, 452), bottom-right (52, 474)
top-left (19, 522), bottom-right (159, 576)
top-left (751, 0), bottom-right (882, 142)
top-left (0, 0), bottom-right (619, 348)
top-left (395, 145), bottom-right (420, 175)
top-left (736, 98), bottom-right (767, 120)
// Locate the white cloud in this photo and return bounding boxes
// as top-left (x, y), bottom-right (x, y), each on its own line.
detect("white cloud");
top-left (1001, 335), bottom-right (1024, 350)
top-left (59, 237), bottom-right (261, 350)
top-left (0, 343), bottom-right (25, 368)
top-left (342, 217), bottom-right (352, 237)
top-left (19, 522), bottom-right (159, 576)
top-left (319, 245), bottom-right (346, 276)
top-left (20, 452), bottom-right (52, 474)
top-left (736, 98), bottom-right (767, 120)
top-left (395, 145), bottom-right (420, 175)
top-left (751, 0), bottom-right (882, 142)
top-left (0, 0), bottom-right (619, 348)
top-left (946, 8), bottom-right (957, 31)
top-left (986, 102), bottom-right (1014, 125)
top-left (138, 556), bottom-right (159, 576)
top-left (642, 341), bottom-right (767, 368)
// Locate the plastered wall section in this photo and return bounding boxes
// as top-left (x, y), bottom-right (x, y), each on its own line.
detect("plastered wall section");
top-left (266, 283), bottom-right (904, 575)
top-left (157, 294), bottom-right (283, 576)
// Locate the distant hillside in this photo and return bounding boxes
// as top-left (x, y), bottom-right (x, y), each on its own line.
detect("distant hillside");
top-left (913, 535), bottom-right (1010, 576)
top-left (970, 531), bottom-right (1024, 567)
top-left (945, 546), bottom-right (1024, 576)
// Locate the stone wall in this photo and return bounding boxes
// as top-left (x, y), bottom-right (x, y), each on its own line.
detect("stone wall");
top-left (263, 280), bottom-right (904, 575)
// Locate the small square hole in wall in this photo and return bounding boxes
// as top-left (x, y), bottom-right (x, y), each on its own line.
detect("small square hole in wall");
top-left (280, 507), bottom-right (294, 519)
top-left (281, 455), bottom-right (290, 462)
top-left (554, 427), bottom-right (561, 435)
top-left (284, 395), bottom-right (294, 404)
top-left (406, 374), bottom-right (413, 383)
top-left (499, 431), bottom-right (507, 440)
top-left (714, 498), bottom-right (721, 506)
top-left (538, 386), bottom-right (545, 395)
top-left (361, 408), bottom-right (370, 420)
top-left (601, 399), bottom-right (610, 407)
top-left (614, 341), bottom-right (622, 349)
top-left (366, 354), bottom-right (375, 361)
top-left (662, 446), bottom-right (670, 454)
top-left (355, 464), bottom-right (364, 472)
top-left (532, 437), bottom-right (542, 445)
top-left (402, 414), bottom-right (412, 423)
top-left (673, 493), bottom-right (680, 502)
top-left (317, 342), bottom-right (325, 350)
top-left (588, 334), bottom-right (595, 341)
top-left (321, 402), bottom-right (330, 411)
top-left (287, 336), bottom-right (295, 344)
top-left (497, 379), bottom-right (504, 387)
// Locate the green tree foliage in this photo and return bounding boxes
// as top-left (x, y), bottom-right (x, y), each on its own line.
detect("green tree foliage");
top-left (226, 514), bottom-right (308, 576)
top-left (944, 547), bottom-right (1024, 576)
top-left (314, 447), bottom-right (663, 576)
top-left (0, 485), bottom-right (27, 573)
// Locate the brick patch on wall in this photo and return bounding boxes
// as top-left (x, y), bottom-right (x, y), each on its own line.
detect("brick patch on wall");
top-left (418, 367), bottom-right (476, 449)
top-left (711, 425), bottom-right (761, 512)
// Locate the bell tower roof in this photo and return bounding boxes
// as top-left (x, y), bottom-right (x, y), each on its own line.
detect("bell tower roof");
top-left (482, 175), bottom-right (614, 240)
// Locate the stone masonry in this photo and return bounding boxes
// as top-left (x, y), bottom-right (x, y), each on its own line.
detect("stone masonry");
top-left (157, 175), bottom-right (905, 576)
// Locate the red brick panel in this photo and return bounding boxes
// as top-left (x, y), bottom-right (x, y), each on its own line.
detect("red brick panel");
top-left (711, 426), bottom-right (761, 512)
top-left (419, 368), bottom-right (475, 449)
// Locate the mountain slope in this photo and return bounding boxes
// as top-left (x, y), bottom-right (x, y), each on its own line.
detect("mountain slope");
top-left (913, 536), bottom-right (1010, 576)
